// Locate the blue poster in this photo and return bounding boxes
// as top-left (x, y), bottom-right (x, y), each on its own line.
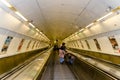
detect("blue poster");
top-left (1, 36), bottom-right (13, 53)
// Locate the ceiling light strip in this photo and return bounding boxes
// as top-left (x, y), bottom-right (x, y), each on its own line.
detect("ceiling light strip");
top-left (1, 0), bottom-right (12, 8)
top-left (1, 0), bottom-right (28, 21)
top-left (36, 28), bottom-right (39, 32)
top-left (78, 7), bottom-right (116, 33)
top-left (29, 23), bottom-right (35, 28)
top-left (85, 23), bottom-right (94, 28)
top-left (97, 12), bottom-right (113, 22)
top-left (79, 28), bottom-right (85, 32)
top-left (1, 0), bottom-right (49, 41)
top-left (15, 12), bottom-right (28, 21)
top-left (65, 6), bottom-right (120, 42)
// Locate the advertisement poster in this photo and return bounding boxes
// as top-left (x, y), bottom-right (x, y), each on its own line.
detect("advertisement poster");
top-left (38, 42), bottom-right (41, 48)
top-left (85, 40), bottom-right (90, 49)
top-left (76, 41), bottom-right (79, 47)
top-left (32, 41), bottom-right (36, 49)
top-left (79, 40), bottom-right (84, 48)
top-left (26, 40), bottom-right (31, 50)
top-left (35, 42), bottom-right (39, 48)
top-left (93, 39), bottom-right (101, 51)
top-left (17, 39), bottom-right (25, 51)
top-left (1, 36), bottom-right (13, 53)
top-left (74, 42), bottom-right (77, 47)
top-left (108, 36), bottom-right (119, 53)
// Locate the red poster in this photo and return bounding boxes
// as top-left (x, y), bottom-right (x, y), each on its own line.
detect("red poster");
top-left (108, 36), bottom-right (119, 53)
top-left (17, 39), bottom-right (25, 51)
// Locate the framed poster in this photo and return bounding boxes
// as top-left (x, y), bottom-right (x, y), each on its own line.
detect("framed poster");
top-left (93, 39), bottom-right (101, 51)
top-left (32, 41), bottom-right (36, 49)
top-left (38, 42), bottom-right (40, 48)
top-left (26, 40), bottom-right (31, 50)
top-left (85, 40), bottom-right (90, 49)
top-left (17, 39), bottom-right (25, 51)
top-left (1, 36), bottom-right (13, 53)
top-left (108, 36), bottom-right (119, 53)
top-left (79, 40), bottom-right (84, 48)
top-left (76, 41), bottom-right (79, 47)
top-left (35, 41), bottom-right (39, 48)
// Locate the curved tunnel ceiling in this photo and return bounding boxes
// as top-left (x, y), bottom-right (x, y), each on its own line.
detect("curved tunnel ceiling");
top-left (7, 0), bottom-right (120, 40)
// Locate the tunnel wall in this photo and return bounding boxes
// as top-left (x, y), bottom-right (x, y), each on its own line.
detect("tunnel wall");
top-left (67, 29), bottom-right (120, 55)
top-left (67, 32), bottom-right (120, 64)
top-left (0, 7), bottom-right (50, 74)
top-left (0, 27), bottom-right (49, 56)
top-left (66, 12), bottom-right (120, 65)
top-left (0, 7), bottom-right (49, 57)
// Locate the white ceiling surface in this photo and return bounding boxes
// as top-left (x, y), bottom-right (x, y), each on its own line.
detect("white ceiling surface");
top-left (9, 0), bottom-right (120, 40)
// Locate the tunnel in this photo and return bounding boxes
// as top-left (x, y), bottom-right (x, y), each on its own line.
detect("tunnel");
top-left (0, 0), bottom-right (120, 80)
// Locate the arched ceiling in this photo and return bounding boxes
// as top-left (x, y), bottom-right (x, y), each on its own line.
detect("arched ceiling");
top-left (6, 0), bottom-right (120, 40)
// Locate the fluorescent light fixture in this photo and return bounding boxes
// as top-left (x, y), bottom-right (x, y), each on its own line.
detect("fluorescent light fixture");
top-left (1, 0), bottom-right (12, 8)
top-left (15, 11), bottom-right (28, 21)
top-left (36, 28), bottom-right (39, 32)
top-left (29, 23), bottom-right (35, 28)
top-left (86, 23), bottom-right (94, 28)
top-left (39, 32), bottom-right (42, 34)
top-left (97, 12), bottom-right (113, 22)
top-left (79, 28), bottom-right (84, 32)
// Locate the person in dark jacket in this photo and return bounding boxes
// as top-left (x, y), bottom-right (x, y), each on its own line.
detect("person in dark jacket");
top-left (53, 40), bottom-right (59, 51)
top-left (59, 42), bottom-right (68, 63)
top-left (60, 42), bottom-right (66, 51)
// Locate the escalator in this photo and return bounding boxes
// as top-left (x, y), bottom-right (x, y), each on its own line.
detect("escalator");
top-left (39, 50), bottom-right (119, 80)
top-left (39, 51), bottom-right (77, 80)
top-left (1, 50), bottom-right (119, 80)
